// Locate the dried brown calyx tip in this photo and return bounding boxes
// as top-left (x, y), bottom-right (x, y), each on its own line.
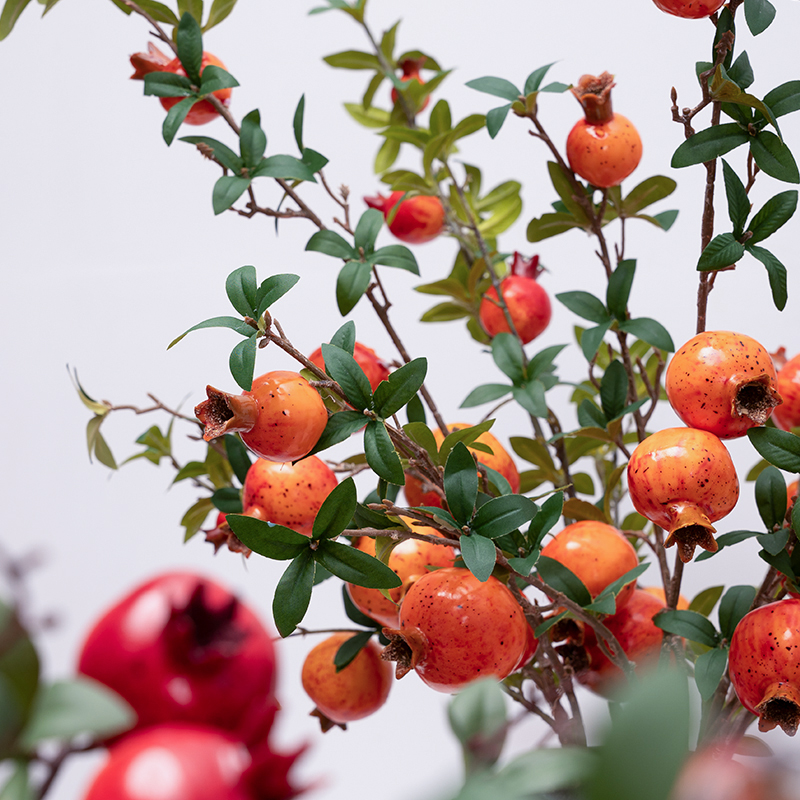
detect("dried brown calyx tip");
top-left (550, 617), bottom-right (584, 645)
top-left (664, 502), bottom-right (718, 563)
top-left (555, 642), bottom-right (591, 674)
top-left (756, 682), bottom-right (800, 736)
top-left (310, 708), bottom-right (346, 733)
top-left (194, 385), bottom-right (257, 442)
top-left (570, 71), bottom-right (616, 124)
top-left (734, 375), bottom-right (783, 425)
top-left (380, 629), bottom-right (415, 679)
top-left (205, 524), bottom-right (252, 558)
top-left (129, 42), bottom-right (171, 80)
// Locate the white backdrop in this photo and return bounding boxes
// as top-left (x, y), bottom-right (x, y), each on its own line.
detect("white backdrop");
top-left (2, 1), bottom-right (800, 798)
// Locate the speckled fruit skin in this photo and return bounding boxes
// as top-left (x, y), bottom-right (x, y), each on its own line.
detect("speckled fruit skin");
top-left (78, 573), bottom-right (278, 743)
top-left (665, 331), bottom-right (781, 439)
top-left (729, 599), bottom-right (800, 736)
top-left (567, 113), bottom-right (642, 188)
top-left (309, 342), bottom-right (390, 392)
top-left (404, 423), bottom-right (520, 508)
top-left (652, 0), bottom-right (726, 18)
top-left (773, 353), bottom-right (800, 431)
top-left (363, 191), bottom-right (445, 244)
top-left (577, 589), bottom-right (666, 696)
top-left (195, 371), bottom-right (327, 463)
top-left (301, 634), bottom-right (392, 724)
top-left (479, 275), bottom-right (552, 344)
top-left (81, 723), bottom-right (304, 800)
top-left (627, 427), bottom-right (739, 562)
top-left (160, 53), bottom-right (232, 125)
top-left (346, 523), bottom-right (456, 627)
top-left (541, 521), bottom-right (639, 612)
top-left (242, 456), bottom-right (338, 536)
top-left (385, 567), bottom-right (528, 693)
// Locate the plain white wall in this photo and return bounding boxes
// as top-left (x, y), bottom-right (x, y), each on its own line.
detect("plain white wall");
top-left (2, 1), bottom-right (800, 797)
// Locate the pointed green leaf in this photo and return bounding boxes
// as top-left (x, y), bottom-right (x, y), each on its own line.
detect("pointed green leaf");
top-left (175, 11), bottom-right (203, 84)
top-left (618, 318), bottom-right (675, 352)
top-left (321, 343), bottom-right (372, 410)
top-left (622, 176), bottom-right (677, 215)
top-left (750, 131), bottom-right (800, 183)
top-left (336, 260), bottom-right (371, 316)
top-left (695, 647), bottom-right (728, 702)
top-left (486, 104), bottom-right (512, 138)
top-left (255, 273), bottom-right (300, 317)
top-left (472, 494), bottom-right (538, 539)
top-left (273, 550), bottom-right (315, 637)
top-left (239, 109), bottom-right (267, 168)
top-left (316, 539), bottom-right (402, 588)
top-left (225, 265), bottom-right (258, 317)
top-left (373, 358), bottom-right (427, 419)
top-left (203, 0), bottom-right (236, 30)
top-left (580, 321), bottom-right (613, 361)
top-left (556, 291), bottom-right (610, 324)
top-left (461, 384), bottom-right (512, 408)
top-left (747, 190), bottom-right (798, 243)
top-left (719, 585), bottom-right (757, 640)
top-left (162, 96), bottom-right (197, 145)
top-left (307, 410), bottom-right (368, 456)
top-left (606, 260), bottom-right (636, 321)
top-left (536, 556), bottom-right (592, 606)
top-left (364, 420), bottom-right (404, 485)
top-left (492, 333), bottom-right (526, 385)
top-left (747, 428), bottom-right (800, 472)
top-left (600, 361), bottom-right (628, 422)
top-left (312, 478), bottom-right (355, 540)
top-left (368, 244), bottom-right (419, 274)
top-left (323, 49), bottom-right (381, 70)
top-left (306, 230), bottom-right (358, 260)
top-left (354, 208), bottom-right (384, 254)
top-left (168, 315), bottom-right (255, 349)
top-left (180, 135), bottom-right (243, 172)
top-left (251, 154), bottom-right (317, 182)
top-left (229, 334), bottom-right (257, 391)
top-left (671, 123), bottom-right (749, 168)
top-left (652, 609), bottom-right (720, 648)
top-left (744, 0), bottom-right (775, 35)
top-left (212, 175), bottom-right (250, 215)
top-left (512, 381), bottom-right (548, 418)
top-left (465, 76), bottom-right (520, 102)
top-left (227, 515), bottom-right (310, 559)
top-left (460, 534), bottom-right (497, 582)
top-left (444, 442), bottom-right (479, 526)
top-left (721, 159), bottom-right (750, 237)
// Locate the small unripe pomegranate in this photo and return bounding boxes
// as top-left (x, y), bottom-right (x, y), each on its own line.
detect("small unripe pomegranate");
top-left (390, 57), bottom-right (430, 114)
top-left (346, 521), bottom-right (456, 627)
top-left (309, 341), bottom-right (390, 392)
top-left (403, 423), bottom-right (520, 508)
top-left (242, 456), bottom-right (338, 536)
top-left (301, 633), bottom-right (392, 730)
top-left (363, 191), bottom-right (445, 244)
top-left (566, 72), bottom-right (642, 188)
top-left (773, 352), bottom-right (800, 431)
top-left (789, 479), bottom-right (799, 508)
top-left (479, 253), bottom-right (552, 345)
top-left (382, 567), bottom-right (528, 693)
top-left (627, 427), bottom-right (739, 563)
top-left (540, 521), bottom-right (639, 612)
top-left (665, 331), bottom-right (781, 439)
top-left (729, 598), bottom-right (800, 736)
top-left (130, 43), bottom-right (232, 126)
top-left (577, 589), bottom-right (667, 696)
top-left (195, 371), bottom-right (327, 462)
top-left (641, 585), bottom-right (690, 610)
top-left (652, 0), bottom-right (726, 18)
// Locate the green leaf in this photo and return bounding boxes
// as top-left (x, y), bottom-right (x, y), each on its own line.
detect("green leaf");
top-left (197, 65), bottom-right (239, 95)
top-left (526, 212), bottom-right (582, 242)
top-left (512, 381), bottom-right (548, 418)
top-left (622, 176), bottom-right (677, 215)
top-left (648, 210), bottom-right (679, 231)
top-left (316, 539), bottom-right (402, 588)
top-left (444, 444), bottom-right (479, 525)
top-left (135, 0), bottom-right (181, 23)
top-left (229, 334), bottom-right (257, 391)
top-left (143, 72), bottom-right (193, 98)
top-left (747, 190), bottom-right (798, 243)
top-left (748, 428), bottom-right (800, 472)
top-left (719, 585), bottom-right (757, 640)
top-left (312, 478), bottom-right (356, 540)
top-left (750, 131), bottom-right (800, 184)
top-left (251, 154), bottom-right (317, 182)
top-left (618, 318), bottom-right (675, 352)
top-left (307, 410), bottom-right (368, 456)
top-left (333, 630), bottom-right (374, 671)
top-left (321, 343), bottom-right (372, 411)
top-left (758, 527), bottom-right (790, 557)
top-left (354, 208), bottom-right (384, 254)
top-left (273, 550), bottom-right (315, 637)
top-left (438, 420), bottom-right (495, 466)
top-left (175, 11), bottom-right (203, 84)
top-left (203, 0), bottom-right (236, 30)
top-left (181, 498), bottom-right (214, 542)
top-left (373, 358), bottom-right (427, 419)
top-left (212, 175), bottom-right (250, 215)
top-left (600, 361), bottom-right (628, 422)
top-left (694, 647), bottom-right (729, 703)
top-left (491, 333), bottom-right (526, 384)
top-left (336, 260), bottom-right (371, 316)
top-left (696, 233), bottom-right (745, 271)
top-left (460, 534), bottom-right (497, 582)
top-left (744, 245), bottom-right (787, 311)
top-left (420, 302), bottom-right (470, 322)
top-left (239, 109), bottom-right (267, 168)
top-left (536, 555), bottom-right (592, 606)
top-left (465, 76), bottom-right (520, 102)
top-left (448, 678), bottom-right (507, 755)
top-left (403, 421), bottom-right (438, 461)
top-left (19, 678), bottom-right (134, 747)
top-left (486, 104), bottom-right (512, 138)
top-left (368, 244), bottom-right (419, 274)
top-left (162, 96), bottom-right (197, 146)
top-left (721, 159), bottom-right (750, 237)
top-left (523, 62), bottom-right (557, 94)
top-left (744, 0), bottom-right (775, 35)
top-left (210, 487), bottom-right (242, 513)
top-left (472, 494), bottom-right (538, 539)
top-left (323, 49), bottom-right (381, 70)
top-left (526, 494), bottom-right (563, 552)
top-left (0, 0), bottom-right (33, 40)
top-left (168, 315), bottom-right (255, 349)
top-left (547, 162), bottom-right (590, 225)
top-left (695, 530), bottom-right (761, 561)
top-left (689, 585), bottom-right (724, 616)
top-left (0, 762), bottom-right (32, 800)
top-left (671, 123), bottom-right (749, 168)
top-left (589, 564), bottom-right (650, 613)
top-left (255, 273), bottom-right (300, 317)
top-left (556, 291), bottom-right (610, 325)
top-left (364, 420), bottom-right (404, 485)
top-left (755, 465), bottom-right (787, 531)
top-left (344, 102), bottom-right (391, 129)
top-left (374, 137), bottom-right (400, 174)
top-left (180, 135), bottom-right (243, 172)
top-left (527, 344), bottom-right (567, 381)
top-left (227, 515), bottom-right (310, 560)
top-left (461, 383), bottom-right (512, 408)
top-left (763, 81), bottom-right (800, 119)
top-left (652, 609), bottom-right (720, 648)
top-left (580, 321), bottom-right (613, 361)
top-left (606, 260), bottom-right (636, 321)
top-left (225, 265), bottom-right (258, 317)
top-left (306, 230), bottom-right (357, 260)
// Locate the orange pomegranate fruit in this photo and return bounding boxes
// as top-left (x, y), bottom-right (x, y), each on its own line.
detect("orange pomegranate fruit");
top-left (627, 427), bottom-right (739, 563)
top-left (773, 352), bottom-right (800, 431)
top-left (363, 191), bottom-right (445, 244)
top-left (566, 72), bottom-right (642, 188)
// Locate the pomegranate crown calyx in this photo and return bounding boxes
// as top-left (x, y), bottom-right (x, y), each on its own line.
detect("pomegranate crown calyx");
top-left (571, 71), bottom-right (616, 124)
top-left (195, 385), bottom-right (258, 442)
top-left (509, 252), bottom-right (542, 280)
top-left (398, 56), bottom-right (427, 78)
top-left (129, 42), bottom-right (172, 80)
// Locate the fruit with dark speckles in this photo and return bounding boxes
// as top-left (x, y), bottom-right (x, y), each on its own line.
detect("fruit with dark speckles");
top-left (540, 521), bottom-right (639, 612)
top-left (381, 567), bottom-right (528, 693)
top-left (773, 352), bottom-right (800, 432)
top-left (242, 456), bottom-right (338, 536)
top-left (729, 598), bottom-right (800, 736)
top-left (566, 72), bottom-right (642, 188)
top-left (665, 331), bottom-right (781, 439)
top-left (301, 633), bottom-right (392, 730)
top-left (626, 427), bottom-right (739, 563)
top-left (195, 371), bottom-right (327, 462)
top-left (652, 0), bottom-right (726, 19)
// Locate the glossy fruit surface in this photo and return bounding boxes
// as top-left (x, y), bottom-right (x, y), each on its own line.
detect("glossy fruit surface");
top-left (78, 572), bottom-right (277, 742)
top-left (627, 427), bottom-right (739, 563)
top-left (729, 598), bottom-right (800, 735)
top-left (652, 0), bottom-right (726, 18)
top-left (566, 72), bottom-right (642, 188)
top-left (81, 723), bottom-right (303, 800)
top-left (577, 589), bottom-right (666, 696)
top-left (195, 371), bottom-right (327, 462)
top-left (479, 254), bottom-right (552, 344)
top-left (404, 423), bottom-right (520, 508)
top-left (773, 353), bottom-right (800, 431)
top-left (309, 342), bottom-right (390, 392)
top-left (242, 455), bottom-right (338, 536)
top-left (665, 331), bottom-right (781, 439)
top-left (363, 191), bottom-right (445, 244)
top-left (541, 521), bottom-right (639, 611)
top-left (390, 57), bottom-right (430, 114)
top-left (346, 522), bottom-right (456, 627)
top-left (383, 567), bottom-right (528, 693)
top-left (301, 634), bottom-right (392, 727)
